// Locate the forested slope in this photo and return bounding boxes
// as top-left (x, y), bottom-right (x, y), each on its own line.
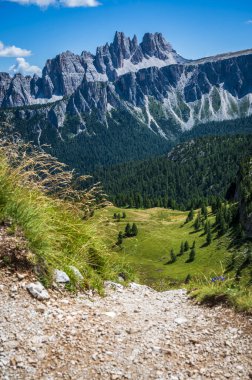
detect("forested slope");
top-left (94, 134), bottom-right (252, 210)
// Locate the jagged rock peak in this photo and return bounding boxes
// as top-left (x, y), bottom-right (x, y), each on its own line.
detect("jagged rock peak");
top-left (141, 32), bottom-right (175, 58)
top-left (131, 34), bottom-right (138, 47)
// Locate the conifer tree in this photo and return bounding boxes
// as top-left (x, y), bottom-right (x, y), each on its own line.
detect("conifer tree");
top-left (184, 241), bottom-right (189, 252)
top-left (186, 248), bottom-right (196, 263)
top-left (186, 208), bottom-right (194, 223)
top-left (170, 249), bottom-right (177, 263)
top-left (179, 242), bottom-right (184, 256)
top-left (117, 231), bottom-right (123, 246)
top-left (194, 213), bottom-right (201, 230)
top-left (125, 223), bottom-right (131, 237)
top-left (201, 204), bottom-right (208, 219)
top-left (204, 220), bottom-right (211, 235)
top-left (131, 223), bottom-right (138, 237)
top-left (206, 229), bottom-right (212, 245)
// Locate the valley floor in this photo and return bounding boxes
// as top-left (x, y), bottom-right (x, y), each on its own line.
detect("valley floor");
top-left (0, 270), bottom-right (252, 380)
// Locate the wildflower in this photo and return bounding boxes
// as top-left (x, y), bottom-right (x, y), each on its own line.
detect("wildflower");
top-left (211, 276), bottom-right (225, 283)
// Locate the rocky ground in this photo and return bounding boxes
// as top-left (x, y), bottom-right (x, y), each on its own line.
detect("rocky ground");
top-left (0, 225), bottom-right (252, 380)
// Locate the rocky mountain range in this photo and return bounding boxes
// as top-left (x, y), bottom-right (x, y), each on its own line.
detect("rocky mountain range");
top-left (0, 31), bottom-right (252, 144)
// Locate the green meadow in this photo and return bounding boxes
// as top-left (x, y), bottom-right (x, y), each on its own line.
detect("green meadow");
top-left (90, 206), bottom-right (232, 290)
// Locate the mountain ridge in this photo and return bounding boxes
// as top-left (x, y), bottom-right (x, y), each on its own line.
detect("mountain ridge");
top-left (0, 31), bottom-right (252, 151)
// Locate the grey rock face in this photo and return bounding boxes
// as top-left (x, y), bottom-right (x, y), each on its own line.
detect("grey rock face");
top-left (0, 31), bottom-right (184, 108)
top-left (1, 74), bottom-right (32, 107)
top-left (140, 32), bottom-right (175, 59)
top-left (67, 52), bottom-right (252, 132)
top-left (0, 73), bottom-right (12, 105)
top-left (0, 32), bottom-right (252, 137)
top-left (42, 51), bottom-right (86, 97)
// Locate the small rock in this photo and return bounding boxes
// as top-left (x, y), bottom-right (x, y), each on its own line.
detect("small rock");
top-left (69, 266), bottom-right (83, 281)
top-left (36, 305), bottom-right (46, 313)
top-left (225, 341), bottom-right (232, 347)
top-left (10, 285), bottom-right (18, 293)
top-left (26, 282), bottom-right (50, 300)
top-left (92, 353), bottom-right (98, 361)
top-left (174, 317), bottom-right (188, 325)
top-left (103, 311), bottom-right (117, 318)
top-left (9, 357), bottom-right (16, 367)
top-left (16, 273), bottom-right (27, 281)
top-left (104, 281), bottom-right (124, 292)
top-left (54, 269), bottom-right (70, 283)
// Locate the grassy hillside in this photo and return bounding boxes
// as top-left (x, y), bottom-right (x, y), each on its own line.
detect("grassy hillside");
top-left (90, 206), bottom-right (232, 288)
top-left (0, 141), bottom-right (131, 291)
top-left (90, 205), bottom-right (252, 312)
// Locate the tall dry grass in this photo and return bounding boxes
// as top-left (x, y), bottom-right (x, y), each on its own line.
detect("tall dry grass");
top-left (0, 136), bottom-right (128, 290)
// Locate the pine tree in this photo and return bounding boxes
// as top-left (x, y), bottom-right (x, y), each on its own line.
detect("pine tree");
top-left (122, 212), bottom-right (126, 219)
top-left (206, 229), bottom-right (212, 245)
top-left (204, 220), bottom-right (211, 235)
top-left (179, 242), bottom-right (184, 256)
top-left (201, 204), bottom-right (208, 219)
top-left (135, 193), bottom-right (143, 208)
top-left (194, 213), bottom-right (201, 230)
top-left (131, 223), bottom-right (138, 237)
top-left (113, 213), bottom-right (117, 219)
top-left (146, 199), bottom-right (152, 209)
top-left (186, 208), bottom-right (194, 223)
top-left (204, 221), bottom-right (208, 235)
top-left (170, 249), bottom-right (177, 263)
top-left (125, 223), bottom-right (131, 237)
top-left (184, 241), bottom-right (189, 252)
top-left (116, 231), bottom-right (123, 246)
top-left (186, 248), bottom-right (196, 263)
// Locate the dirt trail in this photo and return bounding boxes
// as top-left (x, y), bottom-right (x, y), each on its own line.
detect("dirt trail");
top-left (0, 270), bottom-right (252, 380)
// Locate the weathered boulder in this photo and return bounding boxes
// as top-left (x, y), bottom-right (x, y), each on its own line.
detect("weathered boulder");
top-left (54, 269), bottom-right (70, 283)
top-left (26, 282), bottom-right (50, 300)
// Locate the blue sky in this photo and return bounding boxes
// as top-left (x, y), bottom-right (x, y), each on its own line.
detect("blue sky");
top-left (1, 0), bottom-right (252, 75)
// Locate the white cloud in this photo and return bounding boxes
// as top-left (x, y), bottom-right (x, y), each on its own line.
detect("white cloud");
top-left (245, 20), bottom-right (252, 24)
top-left (9, 58), bottom-right (42, 77)
top-left (9, 0), bottom-right (101, 7)
top-left (9, 0), bottom-right (55, 6)
top-left (60, 0), bottom-right (101, 7)
top-left (0, 41), bottom-right (31, 58)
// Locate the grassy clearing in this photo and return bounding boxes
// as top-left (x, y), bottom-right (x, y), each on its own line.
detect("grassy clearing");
top-left (90, 205), bottom-right (252, 312)
top-left (90, 206), bottom-right (231, 286)
top-left (0, 143), bottom-right (132, 291)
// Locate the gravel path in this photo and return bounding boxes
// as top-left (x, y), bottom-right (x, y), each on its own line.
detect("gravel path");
top-left (0, 271), bottom-right (252, 380)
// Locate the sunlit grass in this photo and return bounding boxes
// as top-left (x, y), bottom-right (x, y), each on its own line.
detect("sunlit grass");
top-left (0, 140), bottom-right (132, 291)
